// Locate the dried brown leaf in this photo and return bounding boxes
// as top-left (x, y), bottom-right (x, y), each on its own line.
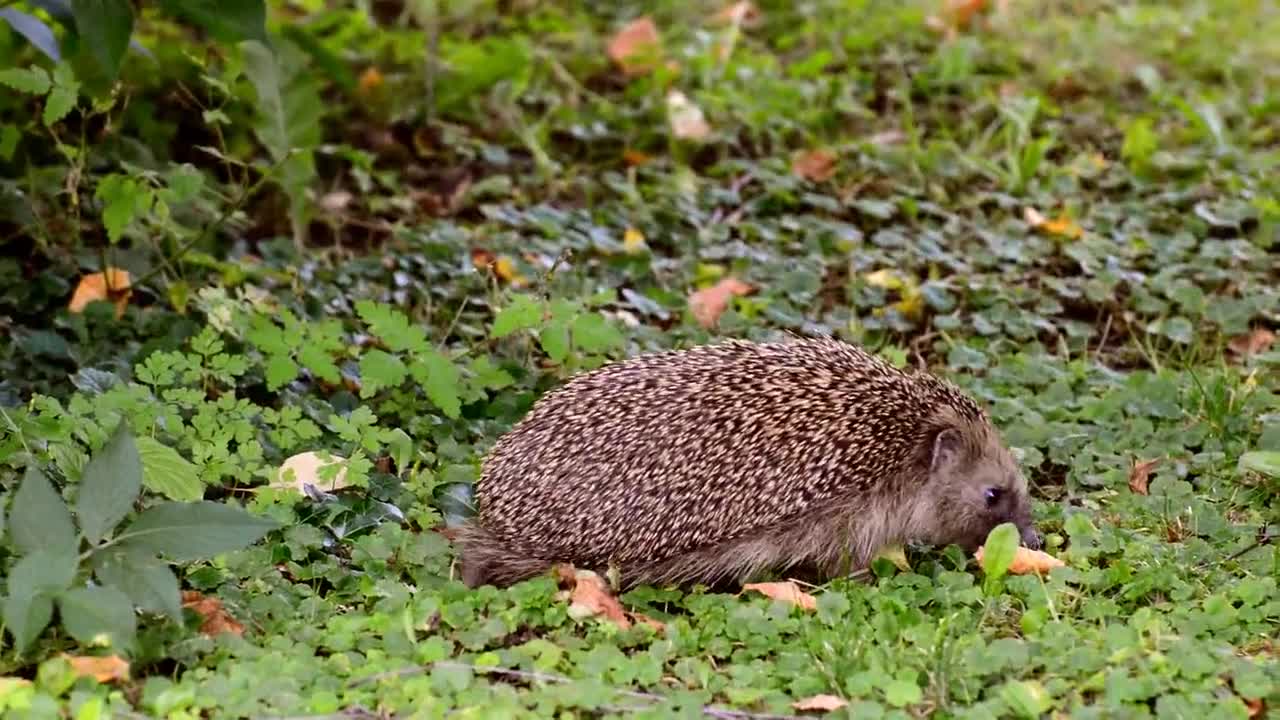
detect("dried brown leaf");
top-left (688, 276), bottom-right (753, 328)
top-left (712, 1), bottom-right (762, 27)
top-left (792, 149), bottom-right (838, 182)
top-left (792, 694), bottom-right (849, 712)
top-left (63, 654), bottom-right (130, 683)
top-left (1228, 328), bottom-right (1276, 356)
top-left (181, 591), bottom-right (245, 637)
top-left (742, 581), bottom-right (817, 611)
top-left (1128, 457), bottom-right (1159, 495)
top-left (608, 17), bottom-right (662, 76)
top-left (69, 268), bottom-right (132, 319)
top-left (563, 569), bottom-right (632, 629)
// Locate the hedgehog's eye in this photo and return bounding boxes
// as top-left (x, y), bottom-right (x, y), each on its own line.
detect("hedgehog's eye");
top-left (983, 487), bottom-right (1003, 508)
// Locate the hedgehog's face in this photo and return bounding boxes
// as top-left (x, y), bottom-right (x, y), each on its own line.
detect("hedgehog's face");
top-left (924, 424), bottom-right (1040, 553)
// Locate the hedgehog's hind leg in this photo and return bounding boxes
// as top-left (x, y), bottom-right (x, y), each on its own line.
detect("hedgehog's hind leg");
top-left (451, 521), bottom-right (554, 588)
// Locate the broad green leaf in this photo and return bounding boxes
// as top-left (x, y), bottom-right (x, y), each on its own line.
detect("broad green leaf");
top-left (10, 465), bottom-right (77, 556)
top-left (386, 428), bottom-right (414, 472)
top-left (539, 321), bottom-right (570, 363)
top-left (3, 548), bottom-right (78, 651)
top-left (43, 83), bottom-right (77, 126)
top-left (71, 0), bottom-right (134, 79)
top-left (0, 9), bottom-right (61, 63)
top-left (2, 591), bottom-right (53, 654)
top-left (116, 501), bottom-right (279, 561)
top-left (298, 345), bottom-right (340, 384)
top-left (980, 523), bottom-right (1020, 582)
top-left (356, 300), bottom-right (428, 354)
top-left (0, 66), bottom-right (51, 94)
top-left (135, 437), bottom-right (203, 502)
top-left (0, 125), bottom-right (19, 161)
top-left (571, 312), bottom-right (624, 353)
top-left (58, 585), bottom-right (137, 649)
top-left (491, 294), bottom-right (542, 338)
top-left (95, 175), bottom-right (151, 244)
top-left (1239, 451), bottom-right (1280, 479)
top-left (264, 352), bottom-right (300, 390)
top-left (412, 350), bottom-right (461, 419)
top-left (93, 548), bottom-right (182, 622)
top-left (75, 421), bottom-right (142, 544)
top-left (359, 349), bottom-right (408, 397)
top-left (155, 0), bottom-right (266, 44)
top-left (1000, 680), bottom-right (1051, 718)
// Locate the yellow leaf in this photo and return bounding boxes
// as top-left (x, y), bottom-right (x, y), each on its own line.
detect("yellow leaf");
top-left (623, 227), bottom-right (647, 254)
top-left (741, 581), bottom-right (817, 611)
top-left (863, 269), bottom-right (905, 291)
top-left (873, 543), bottom-right (911, 572)
top-left (63, 654), bottom-right (130, 683)
top-left (494, 256), bottom-right (529, 287)
top-left (1024, 207), bottom-right (1083, 240)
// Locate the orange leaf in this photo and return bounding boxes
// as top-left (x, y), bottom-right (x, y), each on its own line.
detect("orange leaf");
top-left (792, 694), bottom-right (849, 712)
top-left (62, 654), bottom-right (130, 683)
top-left (68, 268), bottom-right (132, 319)
top-left (1228, 328), bottom-right (1275, 356)
top-left (742, 581), bottom-right (817, 611)
top-left (471, 248), bottom-right (497, 270)
top-left (688, 276), bottom-right (753, 328)
top-left (712, 2), bottom-right (762, 26)
top-left (357, 67), bottom-right (384, 96)
top-left (1023, 207), bottom-right (1083, 239)
top-left (559, 568), bottom-right (632, 629)
top-left (181, 591), bottom-right (245, 637)
top-left (975, 545), bottom-right (1065, 575)
top-left (1128, 457), bottom-right (1159, 495)
top-left (1245, 697), bottom-right (1266, 719)
top-left (792, 149), bottom-right (838, 182)
top-left (622, 148), bottom-right (652, 167)
top-left (608, 17), bottom-right (662, 77)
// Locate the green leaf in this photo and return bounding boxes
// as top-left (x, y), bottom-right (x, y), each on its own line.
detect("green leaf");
top-left (0, 124), bottom-right (20, 161)
top-left (1000, 680), bottom-right (1052, 718)
top-left (10, 465), bottom-right (77, 556)
top-left (2, 547), bottom-right (79, 651)
top-left (412, 350), bottom-right (461, 419)
top-left (93, 549), bottom-right (182, 623)
top-left (356, 300), bottom-right (428, 354)
top-left (43, 83), bottom-right (77, 126)
top-left (385, 428), bottom-right (414, 472)
top-left (539, 321), bottom-right (570, 363)
top-left (116, 501), bottom-right (279, 561)
top-left (884, 679), bottom-right (922, 707)
top-left (264, 352), bottom-right (300, 390)
top-left (980, 522), bottom-right (1020, 582)
top-left (492, 294), bottom-right (543, 338)
top-left (2, 592), bottom-right (53, 654)
top-left (359, 349), bottom-right (408, 397)
top-left (0, 66), bottom-right (51, 94)
top-left (71, 0), bottom-right (134, 80)
top-left (95, 174), bottom-right (151, 244)
top-left (154, 0), bottom-right (266, 44)
top-left (135, 437), bottom-right (204, 502)
top-left (297, 345), bottom-right (339, 384)
top-left (1239, 451), bottom-right (1280, 479)
top-left (571, 312), bottom-right (624, 354)
top-left (58, 585), bottom-right (137, 649)
top-left (75, 421), bottom-right (142, 544)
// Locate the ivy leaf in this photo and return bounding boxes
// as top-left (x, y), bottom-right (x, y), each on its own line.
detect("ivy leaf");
top-left (10, 465), bottom-right (77, 556)
top-left (115, 501), bottom-right (279, 561)
top-left (75, 421), bottom-right (142, 544)
top-left (135, 437), bottom-right (203, 502)
top-left (70, 0), bottom-right (134, 80)
top-left (93, 548), bottom-right (182, 623)
top-left (154, 0), bottom-right (266, 44)
top-left (491, 294), bottom-right (543, 338)
top-left (411, 350), bottom-right (461, 419)
top-left (0, 66), bottom-right (51, 94)
top-left (2, 548), bottom-right (80, 652)
top-left (359, 349), bottom-right (408, 397)
top-left (58, 585), bottom-right (137, 649)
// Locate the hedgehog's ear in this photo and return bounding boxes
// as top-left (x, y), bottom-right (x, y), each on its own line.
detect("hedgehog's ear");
top-left (929, 427), bottom-right (964, 475)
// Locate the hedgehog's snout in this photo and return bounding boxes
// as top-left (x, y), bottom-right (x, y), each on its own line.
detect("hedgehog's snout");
top-left (1019, 523), bottom-right (1042, 550)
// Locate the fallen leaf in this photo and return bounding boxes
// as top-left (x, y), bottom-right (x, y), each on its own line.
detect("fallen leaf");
top-left (622, 148), bottom-right (652, 166)
top-left (666, 90), bottom-right (712, 141)
top-left (630, 612), bottom-right (667, 632)
top-left (873, 544), bottom-right (911, 572)
top-left (63, 654), bottom-right (130, 683)
top-left (864, 269), bottom-right (907, 290)
top-left (867, 130), bottom-right (906, 146)
top-left (712, 1), bottom-right (761, 26)
top-left (559, 568), bottom-right (632, 629)
top-left (272, 451), bottom-right (350, 493)
top-left (608, 17), bottom-right (662, 76)
top-left (622, 227), bottom-right (647, 254)
top-left (319, 190), bottom-right (354, 213)
top-left (1228, 328), bottom-right (1275, 356)
top-left (1022, 206), bottom-right (1047, 228)
top-left (975, 545), bottom-right (1065, 576)
top-left (793, 694), bottom-right (849, 712)
top-left (1024, 207), bottom-right (1083, 240)
top-left (471, 248), bottom-right (497, 271)
top-left (1128, 457), bottom-right (1160, 495)
top-left (927, 0), bottom-right (989, 36)
top-left (1245, 697), bottom-right (1266, 719)
top-left (792, 149), bottom-right (838, 182)
top-left (742, 581), bottom-right (817, 611)
top-left (357, 66), bottom-right (384, 96)
top-left (493, 256), bottom-right (529, 287)
top-left (688, 276), bottom-right (753, 328)
top-left (181, 591), bottom-right (245, 637)
top-left (69, 268), bottom-right (132, 319)
top-left (865, 269), bottom-right (924, 321)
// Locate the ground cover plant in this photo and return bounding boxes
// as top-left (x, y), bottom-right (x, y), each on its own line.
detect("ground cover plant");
top-left (0, 0), bottom-right (1278, 717)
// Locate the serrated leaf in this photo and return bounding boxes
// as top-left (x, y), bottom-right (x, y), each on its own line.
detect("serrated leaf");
top-left (491, 294), bottom-right (543, 338)
top-left (59, 585), bottom-right (137, 649)
top-left (7, 548), bottom-right (79, 596)
top-left (359, 349), bottom-right (408, 397)
top-left (0, 66), bottom-right (51, 94)
top-left (264, 352), bottom-right (300, 390)
top-left (135, 437), bottom-right (203, 502)
top-left (412, 350), bottom-right (461, 419)
top-left (979, 523), bottom-right (1020, 582)
top-left (0, 9), bottom-right (61, 62)
top-left (571, 312), bottom-right (624, 354)
top-left (356, 300), bottom-right (428, 353)
top-left (43, 83), bottom-right (77, 126)
top-left (154, 0), bottom-right (266, 44)
top-left (75, 421), bottom-right (142, 544)
top-left (10, 465), bottom-right (77, 556)
top-left (116, 501), bottom-right (278, 561)
top-left (297, 345), bottom-right (339, 384)
top-left (95, 175), bottom-right (152, 244)
top-left (385, 428), bottom-right (414, 472)
top-left (539, 321), bottom-right (570, 363)
top-left (2, 591), bottom-right (53, 654)
top-left (93, 548), bottom-right (182, 623)
top-left (71, 0), bottom-right (133, 80)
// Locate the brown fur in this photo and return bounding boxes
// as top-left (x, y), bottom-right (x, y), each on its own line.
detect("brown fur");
top-left (454, 337), bottom-right (1038, 590)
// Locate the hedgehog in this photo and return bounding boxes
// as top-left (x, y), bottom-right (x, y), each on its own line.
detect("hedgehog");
top-left (454, 336), bottom-right (1040, 590)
